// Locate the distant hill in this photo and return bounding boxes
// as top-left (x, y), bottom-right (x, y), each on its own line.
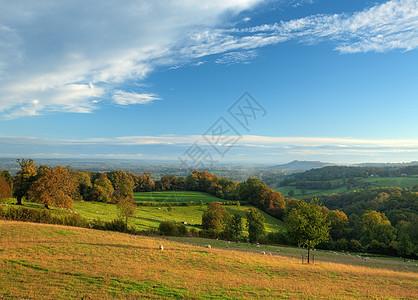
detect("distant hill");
top-left (355, 161), bottom-right (418, 167)
top-left (269, 160), bottom-right (331, 172)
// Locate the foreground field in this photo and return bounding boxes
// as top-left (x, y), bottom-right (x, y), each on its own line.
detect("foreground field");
top-left (0, 221), bottom-right (417, 299)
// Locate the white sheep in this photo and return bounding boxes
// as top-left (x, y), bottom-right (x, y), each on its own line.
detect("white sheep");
top-left (260, 251), bottom-right (266, 255)
top-left (159, 245), bottom-right (164, 251)
top-left (205, 245), bottom-right (212, 249)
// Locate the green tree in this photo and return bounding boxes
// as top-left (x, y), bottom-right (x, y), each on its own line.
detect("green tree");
top-left (224, 213), bottom-right (243, 242)
top-left (107, 170), bottom-right (135, 201)
top-left (360, 210), bottom-right (396, 246)
top-left (73, 171), bottom-right (92, 200)
top-left (92, 175), bottom-right (114, 202)
top-left (202, 202), bottom-right (227, 232)
top-left (246, 208), bottom-right (265, 243)
top-left (285, 199), bottom-right (330, 263)
top-left (397, 233), bottom-right (413, 261)
top-left (13, 158), bottom-right (37, 205)
top-left (326, 210), bottom-right (348, 240)
top-left (117, 196), bottom-right (137, 231)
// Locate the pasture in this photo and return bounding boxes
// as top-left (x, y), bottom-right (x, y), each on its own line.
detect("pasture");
top-left (0, 221), bottom-right (416, 299)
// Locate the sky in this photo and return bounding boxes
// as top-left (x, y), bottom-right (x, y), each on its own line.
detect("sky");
top-left (0, 0), bottom-right (417, 166)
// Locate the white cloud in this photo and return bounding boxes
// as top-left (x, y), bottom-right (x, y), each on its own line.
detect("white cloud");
top-left (0, 0), bottom-right (265, 117)
top-left (112, 91), bottom-right (160, 105)
top-left (0, 0), bottom-right (416, 118)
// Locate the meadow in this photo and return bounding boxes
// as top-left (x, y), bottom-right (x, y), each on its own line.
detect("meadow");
top-left (0, 221), bottom-right (417, 299)
top-left (133, 191), bottom-right (227, 204)
top-left (2, 191), bottom-right (285, 234)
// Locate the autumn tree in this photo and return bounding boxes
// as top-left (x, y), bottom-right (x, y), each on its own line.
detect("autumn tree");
top-left (28, 166), bottom-right (79, 209)
top-left (13, 159), bottom-right (37, 205)
top-left (117, 196), bottom-right (137, 231)
top-left (137, 173), bottom-right (155, 192)
top-left (0, 176), bottom-right (12, 201)
top-left (1, 171), bottom-right (13, 193)
top-left (285, 199), bottom-right (330, 263)
top-left (246, 208), bottom-right (266, 243)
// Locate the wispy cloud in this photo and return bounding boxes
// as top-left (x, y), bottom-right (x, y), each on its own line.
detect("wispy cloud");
top-left (112, 91), bottom-right (160, 106)
top-left (184, 0), bottom-right (418, 57)
top-left (215, 50), bottom-right (258, 64)
top-left (1, 135), bottom-right (418, 163)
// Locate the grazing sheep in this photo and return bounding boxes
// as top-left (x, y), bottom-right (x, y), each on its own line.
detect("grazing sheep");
top-left (159, 245), bottom-right (164, 251)
top-left (256, 244), bottom-right (260, 248)
top-left (276, 250), bottom-right (280, 252)
top-left (267, 252), bottom-right (272, 255)
top-left (205, 245), bottom-right (212, 249)
top-left (225, 245), bottom-right (229, 248)
top-left (260, 251), bottom-right (266, 255)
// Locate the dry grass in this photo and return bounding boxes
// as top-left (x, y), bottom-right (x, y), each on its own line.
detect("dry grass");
top-left (0, 220), bottom-right (417, 299)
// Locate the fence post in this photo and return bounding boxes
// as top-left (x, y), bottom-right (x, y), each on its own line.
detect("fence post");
top-left (301, 254), bottom-right (304, 263)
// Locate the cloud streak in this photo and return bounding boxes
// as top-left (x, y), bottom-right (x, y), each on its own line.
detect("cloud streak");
top-left (1, 135), bottom-right (418, 163)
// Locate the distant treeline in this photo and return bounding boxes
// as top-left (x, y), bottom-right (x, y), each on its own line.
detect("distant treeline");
top-left (265, 165), bottom-right (418, 190)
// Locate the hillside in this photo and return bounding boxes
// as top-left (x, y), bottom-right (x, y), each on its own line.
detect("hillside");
top-left (269, 160), bottom-right (330, 172)
top-left (0, 221), bottom-right (417, 299)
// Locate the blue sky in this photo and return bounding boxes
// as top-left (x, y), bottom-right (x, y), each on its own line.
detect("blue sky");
top-left (0, 0), bottom-right (417, 165)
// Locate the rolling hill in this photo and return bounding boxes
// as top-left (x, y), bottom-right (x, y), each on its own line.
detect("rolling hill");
top-left (0, 221), bottom-right (416, 299)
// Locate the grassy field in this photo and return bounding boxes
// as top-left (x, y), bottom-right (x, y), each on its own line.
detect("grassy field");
top-left (276, 176), bottom-right (418, 199)
top-left (3, 192), bottom-right (285, 234)
top-left (133, 191), bottom-right (227, 204)
top-left (72, 201), bottom-right (284, 233)
top-left (0, 221), bottom-right (417, 299)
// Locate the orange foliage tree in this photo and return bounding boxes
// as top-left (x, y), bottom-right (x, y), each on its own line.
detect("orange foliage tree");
top-left (0, 176), bottom-right (12, 201)
top-left (28, 166), bottom-right (79, 209)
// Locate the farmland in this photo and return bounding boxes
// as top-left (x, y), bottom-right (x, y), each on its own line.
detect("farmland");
top-left (0, 221), bottom-right (416, 299)
top-left (2, 191), bottom-right (285, 234)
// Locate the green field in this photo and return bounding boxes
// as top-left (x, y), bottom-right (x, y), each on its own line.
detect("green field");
top-left (133, 191), bottom-right (228, 203)
top-left (276, 176), bottom-right (418, 199)
top-left (3, 192), bottom-right (285, 234)
top-left (1, 221), bottom-right (416, 299)
top-left (72, 201), bottom-right (284, 233)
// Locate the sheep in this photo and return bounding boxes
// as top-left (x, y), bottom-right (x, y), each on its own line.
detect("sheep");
top-left (267, 252), bottom-right (272, 255)
top-left (159, 245), bottom-right (164, 251)
top-left (276, 250), bottom-right (280, 252)
top-left (205, 245), bottom-right (212, 249)
top-left (256, 244), bottom-right (260, 248)
top-left (260, 251), bottom-right (266, 255)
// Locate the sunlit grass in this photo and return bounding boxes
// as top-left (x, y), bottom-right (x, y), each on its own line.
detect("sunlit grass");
top-left (0, 221), bottom-right (417, 299)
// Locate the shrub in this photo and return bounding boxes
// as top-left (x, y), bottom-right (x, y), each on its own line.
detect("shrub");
top-left (159, 221), bottom-right (178, 236)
